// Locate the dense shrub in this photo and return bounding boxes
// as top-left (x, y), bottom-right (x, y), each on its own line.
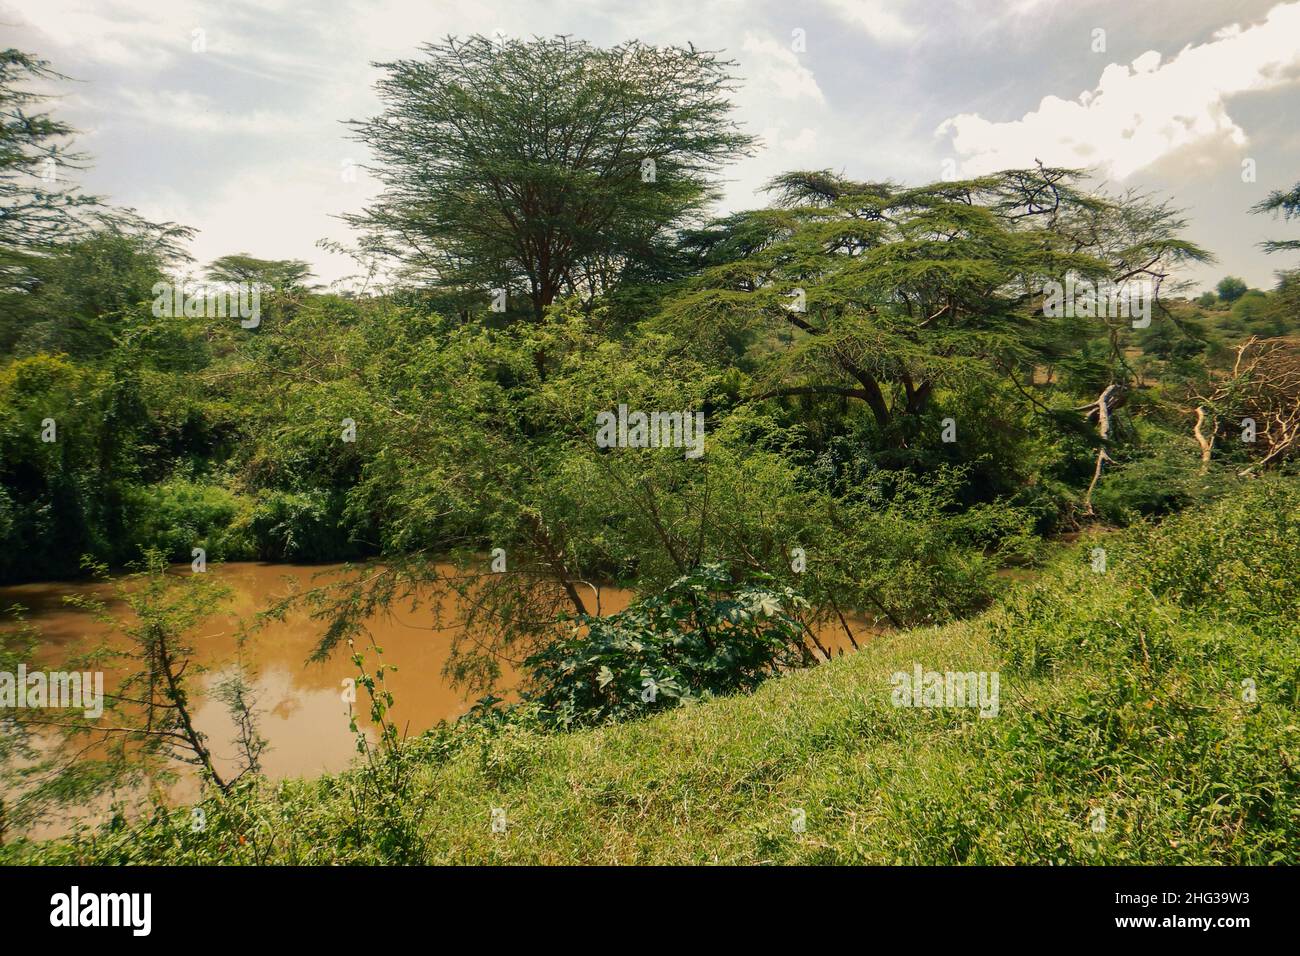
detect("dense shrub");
top-left (523, 563), bottom-right (808, 727)
top-left (246, 488), bottom-right (361, 562)
top-left (1090, 447), bottom-right (1216, 526)
top-left (122, 479), bottom-right (251, 562)
top-left (1121, 475), bottom-right (1300, 623)
top-left (974, 477), bottom-right (1300, 862)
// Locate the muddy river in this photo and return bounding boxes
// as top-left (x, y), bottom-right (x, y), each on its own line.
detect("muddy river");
top-left (1, 562), bottom-right (864, 839)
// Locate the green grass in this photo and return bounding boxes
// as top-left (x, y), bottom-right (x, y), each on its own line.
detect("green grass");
top-left (7, 480), bottom-right (1300, 865)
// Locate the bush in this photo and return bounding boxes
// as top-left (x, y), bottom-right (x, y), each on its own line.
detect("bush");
top-left (1216, 276), bottom-right (1248, 304)
top-left (244, 488), bottom-right (359, 561)
top-left (1090, 442), bottom-right (1217, 526)
top-left (1121, 475), bottom-right (1300, 623)
top-left (976, 477), bottom-right (1300, 862)
top-left (523, 563), bottom-right (808, 727)
top-left (124, 479), bottom-right (250, 562)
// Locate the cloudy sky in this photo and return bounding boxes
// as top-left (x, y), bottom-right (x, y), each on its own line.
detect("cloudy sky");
top-left (5, 0), bottom-right (1299, 292)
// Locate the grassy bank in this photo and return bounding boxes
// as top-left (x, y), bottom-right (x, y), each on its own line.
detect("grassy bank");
top-left (6, 479), bottom-right (1300, 865)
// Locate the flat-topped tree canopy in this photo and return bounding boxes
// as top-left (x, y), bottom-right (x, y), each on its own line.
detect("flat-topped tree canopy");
top-left (660, 166), bottom-right (1210, 440)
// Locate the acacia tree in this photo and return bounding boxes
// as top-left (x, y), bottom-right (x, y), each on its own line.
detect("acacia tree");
top-left (203, 254), bottom-right (315, 332)
top-left (1252, 183), bottom-right (1300, 256)
top-left (347, 35), bottom-right (754, 320)
top-left (661, 167), bottom-right (1207, 447)
top-left (205, 254), bottom-right (313, 293)
top-left (1, 50), bottom-right (191, 355)
top-left (1253, 182), bottom-right (1300, 318)
top-left (0, 49), bottom-right (98, 292)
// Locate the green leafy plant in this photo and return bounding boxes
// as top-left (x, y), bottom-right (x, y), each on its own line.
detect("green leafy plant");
top-left (340, 642), bottom-right (428, 862)
top-left (523, 563), bottom-right (808, 727)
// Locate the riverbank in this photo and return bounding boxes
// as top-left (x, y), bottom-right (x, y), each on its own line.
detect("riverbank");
top-left (0, 561), bottom-right (869, 840)
top-left (7, 479), bottom-right (1299, 864)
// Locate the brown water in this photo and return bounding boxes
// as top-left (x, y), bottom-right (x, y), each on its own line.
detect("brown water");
top-left (1, 562), bottom-right (866, 839)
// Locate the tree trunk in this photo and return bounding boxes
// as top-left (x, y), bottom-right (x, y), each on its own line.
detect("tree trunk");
top-left (1193, 406), bottom-right (1215, 473)
top-left (525, 514), bottom-right (589, 616)
top-left (1082, 384), bottom-right (1122, 516)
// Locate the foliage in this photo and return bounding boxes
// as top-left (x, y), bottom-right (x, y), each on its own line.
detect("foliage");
top-left (10, 479), bottom-right (1300, 864)
top-left (3, 36), bottom-right (1298, 863)
top-left (340, 644), bottom-right (428, 861)
top-left (1, 226), bottom-right (190, 357)
top-left (204, 254), bottom-right (313, 292)
top-left (1216, 275), bottom-right (1248, 303)
top-left (346, 35), bottom-right (754, 319)
top-left (123, 478), bottom-right (248, 562)
top-left (0, 49), bottom-right (98, 291)
top-left (523, 563), bottom-right (808, 727)
top-left (1252, 183), bottom-right (1300, 257)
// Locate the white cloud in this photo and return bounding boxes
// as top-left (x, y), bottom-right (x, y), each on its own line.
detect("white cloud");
top-left (780, 127), bottom-right (819, 153)
top-left (2, 0), bottom-right (333, 83)
top-left (761, 124), bottom-right (819, 154)
top-left (133, 158), bottom-right (372, 280)
top-left (4, 0), bottom-right (207, 67)
top-left (935, 1), bottom-right (1300, 179)
top-left (820, 0), bottom-right (916, 44)
top-left (741, 32), bottom-right (826, 103)
top-left (108, 89), bottom-right (317, 135)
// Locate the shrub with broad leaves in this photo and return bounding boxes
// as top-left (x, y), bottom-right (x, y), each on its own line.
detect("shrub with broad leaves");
top-left (523, 563), bottom-right (808, 727)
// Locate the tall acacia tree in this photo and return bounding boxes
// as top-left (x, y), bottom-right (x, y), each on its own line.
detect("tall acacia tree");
top-left (661, 166), bottom-right (1207, 443)
top-left (347, 35), bottom-right (754, 320)
top-left (0, 49), bottom-right (98, 292)
top-left (206, 254), bottom-right (314, 292)
top-left (0, 49), bottom-right (191, 356)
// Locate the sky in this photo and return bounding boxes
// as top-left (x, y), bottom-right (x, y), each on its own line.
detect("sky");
top-left (4, 0), bottom-right (1300, 293)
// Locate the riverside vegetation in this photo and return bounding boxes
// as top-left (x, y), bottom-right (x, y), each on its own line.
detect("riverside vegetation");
top-left (4, 480), bottom-right (1298, 864)
top-left (1, 38), bottom-right (1298, 863)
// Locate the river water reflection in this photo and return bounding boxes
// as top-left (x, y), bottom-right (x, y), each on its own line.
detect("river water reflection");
top-left (1, 561), bottom-right (864, 839)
